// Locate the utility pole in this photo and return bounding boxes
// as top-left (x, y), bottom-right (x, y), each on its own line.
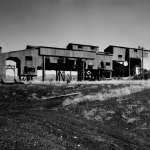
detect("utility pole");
top-left (138, 46), bottom-right (144, 79)
top-left (129, 49), bottom-right (130, 77)
top-left (141, 47), bottom-right (144, 79)
top-left (83, 60), bottom-right (85, 81)
top-left (42, 56), bottom-right (45, 81)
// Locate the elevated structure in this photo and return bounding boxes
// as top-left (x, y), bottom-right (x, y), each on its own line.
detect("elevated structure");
top-left (0, 43), bottom-right (113, 81)
top-left (0, 43), bottom-right (149, 81)
top-left (104, 45), bottom-right (150, 77)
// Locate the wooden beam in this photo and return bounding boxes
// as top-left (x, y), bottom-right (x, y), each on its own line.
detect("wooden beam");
top-left (41, 92), bottom-right (80, 100)
top-left (42, 56), bottom-right (45, 81)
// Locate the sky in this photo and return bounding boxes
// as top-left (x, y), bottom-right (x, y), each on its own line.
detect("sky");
top-left (0, 0), bottom-right (150, 52)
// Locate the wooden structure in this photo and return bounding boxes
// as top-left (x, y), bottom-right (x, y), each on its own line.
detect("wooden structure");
top-left (104, 45), bottom-right (149, 77)
top-left (0, 43), bottom-right (149, 81)
top-left (0, 43), bottom-right (113, 81)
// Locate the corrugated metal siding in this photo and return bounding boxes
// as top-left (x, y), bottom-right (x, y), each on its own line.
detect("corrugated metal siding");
top-left (129, 49), bottom-right (141, 58)
top-left (71, 44), bottom-right (96, 51)
top-left (39, 48), bottom-right (95, 59)
top-left (144, 51), bottom-right (150, 69)
top-left (113, 47), bottom-right (126, 61)
top-left (72, 45), bottom-right (78, 50)
top-left (86, 60), bottom-right (95, 69)
top-left (96, 54), bottom-right (112, 70)
top-left (50, 57), bottom-right (58, 63)
top-left (129, 49), bottom-right (148, 58)
top-left (2, 49), bottom-right (40, 75)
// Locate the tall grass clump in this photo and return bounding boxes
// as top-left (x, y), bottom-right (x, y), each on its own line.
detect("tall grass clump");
top-left (26, 80), bottom-right (67, 86)
top-left (63, 80), bottom-right (150, 106)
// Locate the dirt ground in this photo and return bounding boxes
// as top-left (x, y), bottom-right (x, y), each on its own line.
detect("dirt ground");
top-left (0, 83), bottom-right (150, 150)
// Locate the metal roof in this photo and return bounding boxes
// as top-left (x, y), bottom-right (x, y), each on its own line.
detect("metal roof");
top-left (67, 43), bottom-right (99, 48)
top-left (105, 45), bottom-right (150, 52)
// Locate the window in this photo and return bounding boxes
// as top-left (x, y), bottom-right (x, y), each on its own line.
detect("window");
top-left (25, 56), bottom-right (32, 61)
top-left (91, 46), bottom-right (95, 50)
top-left (106, 62), bottom-right (110, 66)
top-left (78, 45), bottom-right (83, 49)
top-left (58, 58), bottom-right (65, 64)
top-left (24, 66), bottom-right (35, 74)
top-left (101, 61), bottom-right (104, 68)
top-left (118, 55), bottom-right (122, 58)
top-left (45, 57), bottom-right (50, 64)
top-left (134, 49), bottom-right (137, 52)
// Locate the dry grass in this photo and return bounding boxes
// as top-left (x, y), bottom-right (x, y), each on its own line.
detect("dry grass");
top-left (25, 80), bottom-right (67, 86)
top-left (1, 80), bottom-right (150, 149)
top-left (63, 80), bottom-right (150, 106)
top-left (25, 79), bottom-right (150, 107)
top-left (70, 79), bottom-right (149, 85)
top-left (30, 79), bottom-right (149, 86)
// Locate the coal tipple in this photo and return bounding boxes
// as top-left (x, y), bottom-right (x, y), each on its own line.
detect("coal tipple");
top-left (0, 43), bottom-right (149, 81)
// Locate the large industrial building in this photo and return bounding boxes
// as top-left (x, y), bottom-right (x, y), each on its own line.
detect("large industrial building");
top-left (0, 43), bottom-right (149, 81)
top-left (104, 45), bottom-right (150, 77)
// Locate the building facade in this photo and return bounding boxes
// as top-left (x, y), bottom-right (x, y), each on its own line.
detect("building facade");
top-left (104, 45), bottom-right (150, 77)
top-left (0, 43), bottom-right (113, 81)
top-left (0, 43), bottom-right (150, 81)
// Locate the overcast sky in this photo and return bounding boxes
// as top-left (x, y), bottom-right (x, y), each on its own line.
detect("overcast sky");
top-left (0, 0), bottom-right (150, 52)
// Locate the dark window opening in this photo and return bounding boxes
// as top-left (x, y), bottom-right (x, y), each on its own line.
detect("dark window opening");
top-left (118, 55), bottom-right (122, 58)
top-left (106, 62), bottom-right (110, 66)
top-left (25, 56), bottom-right (32, 61)
top-left (88, 65), bottom-right (93, 69)
top-left (134, 49), bottom-right (137, 52)
top-left (91, 46), bottom-right (95, 50)
top-left (101, 61), bottom-right (104, 68)
top-left (58, 58), bottom-right (65, 64)
top-left (24, 66), bottom-right (35, 74)
top-left (78, 45), bottom-right (83, 49)
top-left (45, 57), bottom-right (50, 64)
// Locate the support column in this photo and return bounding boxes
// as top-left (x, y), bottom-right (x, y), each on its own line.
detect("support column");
top-left (0, 56), bottom-right (6, 80)
top-left (98, 69), bottom-right (101, 80)
top-left (77, 70), bottom-right (81, 81)
top-left (83, 61), bottom-right (85, 81)
top-left (56, 70), bottom-right (60, 81)
top-left (70, 71), bottom-right (72, 81)
top-left (141, 47), bottom-right (144, 79)
top-left (42, 56), bottom-right (45, 81)
top-left (61, 71), bottom-right (65, 81)
top-left (56, 70), bottom-right (58, 81)
top-left (110, 71), bottom-right (112, 78)
top-left (129, 58), bottom-right (130, 77)
top-left (56, 70), bottom-right (66, 81)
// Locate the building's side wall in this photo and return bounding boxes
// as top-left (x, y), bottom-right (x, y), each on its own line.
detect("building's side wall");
top-left (2, 44), bottom-right (148, 80)
top-left (72, 45), bottom-right (78, 50)
top-left (86, 59), bottom-right (95, 69)
top-left (129, 48), bottom-right (142, 59)
top-left (104, 46), bottom-right (113, 54)
top-left (143, 51), bottom-right (150, 70)
top-left (129, 48), bottom-right (150, 69)
top-left (0, 49), bottom-right (41, 79)
top-left (93, 54), bottom-right (112, 70)
top-left (69, 44), bottom-right (98, 52)
top-left (39, 47), bottom-right (96, 59)
top-left (0, 54), bottom-right (6, 79)
top-left (113, 47), bottom-right (126, 62)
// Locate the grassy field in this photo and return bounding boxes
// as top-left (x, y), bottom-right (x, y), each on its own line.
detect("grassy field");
top-left (0, 80), bottom-right (150, 150)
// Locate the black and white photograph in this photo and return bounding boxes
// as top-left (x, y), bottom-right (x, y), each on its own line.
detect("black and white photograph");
top-left (0, 0), bottom-right (150, 149)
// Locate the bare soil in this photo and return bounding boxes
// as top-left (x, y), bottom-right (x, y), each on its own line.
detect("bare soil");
top-left (0, 83), bottom-right (150, 150)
